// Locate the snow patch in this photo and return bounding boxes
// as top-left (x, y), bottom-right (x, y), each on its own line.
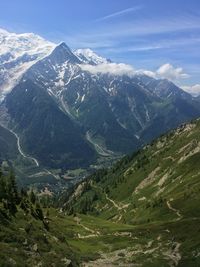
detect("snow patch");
top-left (74, 48), bottom-right (109, 65)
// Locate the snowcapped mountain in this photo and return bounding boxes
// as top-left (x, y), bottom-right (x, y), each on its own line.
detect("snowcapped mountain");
top-left (0, 28), bottom-right (54, 58)
top-left (1, 28), bottom-right (200, 173)
top-left (74, 48), bottom-right (110, 65)
top-left (0, 28), bottom-right (55, 100)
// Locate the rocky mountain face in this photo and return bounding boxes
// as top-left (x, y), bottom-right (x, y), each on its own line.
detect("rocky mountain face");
top-left (0, 125), bottom-right (18, 164)
top-left (1, 29), bottom-right (200, 173)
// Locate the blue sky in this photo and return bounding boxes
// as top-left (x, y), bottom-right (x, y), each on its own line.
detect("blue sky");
top-left (0, 0), bottom-right (200, 91)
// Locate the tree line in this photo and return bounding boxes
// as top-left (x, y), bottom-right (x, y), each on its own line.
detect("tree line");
top-left (0, 169), bottom-right (49, 229)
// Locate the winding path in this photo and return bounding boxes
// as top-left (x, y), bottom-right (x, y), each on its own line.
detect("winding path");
top-left (166, 199), bottom-right (182, 221)
top-left (105, 194), bottom-right (122, 210)
top-left (92, 183), bottom-right (129, 222)
top-left (74, 217), bottom-right (100, 239)
top-left (6, 127), bottom-right (39, 167)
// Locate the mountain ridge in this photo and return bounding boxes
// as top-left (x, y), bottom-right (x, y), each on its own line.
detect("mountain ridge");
top-left (1, 28), bottom-right (200, 184)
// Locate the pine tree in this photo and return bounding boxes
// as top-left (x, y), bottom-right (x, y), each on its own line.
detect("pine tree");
top-left (0, 173), bottom-right (6, 201)
top-left (8, 171), bottom-right (19, 204)
top-left (30, 190), bottom-right (36, 204)
top-left (20, 188), bottom-right (28, 198)
top-left (5, 171), bottom-right (18, 215)
top-left (35, 202), bottom-right (44, 220)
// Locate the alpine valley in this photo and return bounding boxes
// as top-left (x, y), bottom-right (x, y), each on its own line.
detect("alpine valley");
top-left (0, 116), bottom-right (200, 266)
top-left (0, 27), bottom-right (200, 267)
top-left (0, 28), bottom-right (200, 189)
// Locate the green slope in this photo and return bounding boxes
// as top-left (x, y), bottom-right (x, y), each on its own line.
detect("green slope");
top-left (65, 119), bottom-right (200, 221)
top-left (1, 119), bottom-right (200, 266)
top-left (61, 118), bottom-right (200, 266)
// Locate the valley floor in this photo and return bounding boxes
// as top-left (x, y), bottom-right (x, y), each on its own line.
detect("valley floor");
top-left (0, 207), bottom-right (200, 267)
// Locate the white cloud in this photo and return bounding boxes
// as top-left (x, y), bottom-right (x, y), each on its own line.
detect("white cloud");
top-left (80, 62), bottom-right (189, 83)
top-left (80, 63), bottom-right (136, 77)
top-left (80, 62), bottom-right (200, 97)
top-left (181, 84), bottom-right (200, 97)
top-left (136, 69), bottom-right (156, 78)
top-left (156, 63), bottom-right (189, 80)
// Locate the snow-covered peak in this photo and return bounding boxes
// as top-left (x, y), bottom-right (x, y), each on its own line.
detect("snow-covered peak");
top-left (0, 28), bottom-right (55, 59)
top-left (0, 28), bottom-right (9, 35)
top-left (74, 48), bottom-right (110, 65)
top-left (49, 42), bottom-right (81, 65)
top-left (0, 28), bottom-right (56, 101)
top-left (56, 42), bottom-right (72, 53)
